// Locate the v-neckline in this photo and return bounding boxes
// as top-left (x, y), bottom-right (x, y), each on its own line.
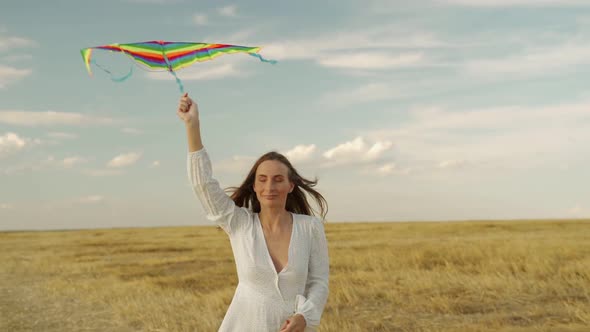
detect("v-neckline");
top-left (256, 212), bottom-right (295, 275)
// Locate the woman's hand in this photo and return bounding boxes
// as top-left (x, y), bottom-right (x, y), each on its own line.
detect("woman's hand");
top-left (279, 314), bottom-right (306, 332)
top-left (176, 92), bottom-right (199, 126)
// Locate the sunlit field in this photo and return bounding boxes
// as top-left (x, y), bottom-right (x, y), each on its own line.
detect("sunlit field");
top-left (1, 219), bottom-right (588, 332)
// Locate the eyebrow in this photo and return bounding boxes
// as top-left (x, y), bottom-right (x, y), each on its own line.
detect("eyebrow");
top-left (257, 174), bottom-right (285, 178)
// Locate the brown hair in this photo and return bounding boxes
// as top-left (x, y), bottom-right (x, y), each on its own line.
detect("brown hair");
top-left (228, 151), bottom-right (328, 220)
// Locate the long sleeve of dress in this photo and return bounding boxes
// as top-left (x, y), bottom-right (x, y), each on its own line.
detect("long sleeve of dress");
top-left (187, 147), bottom-right (249, 235)
top-left (295, 217), bottom-right (330, 329)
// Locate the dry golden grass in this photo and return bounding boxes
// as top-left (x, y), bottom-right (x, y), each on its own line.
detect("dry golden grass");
top-left (1, 219), bottom-right (589, 331)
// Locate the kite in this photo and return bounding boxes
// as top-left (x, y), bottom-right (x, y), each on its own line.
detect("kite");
top-left (80, 40), bottom-right (276, 93)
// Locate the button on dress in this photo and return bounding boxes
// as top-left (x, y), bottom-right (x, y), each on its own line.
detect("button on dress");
top-left (187, 148), bottom-right (330, 332)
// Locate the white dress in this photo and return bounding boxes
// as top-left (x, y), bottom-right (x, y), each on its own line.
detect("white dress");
top-left (187, 148), bottom-right (330, 332)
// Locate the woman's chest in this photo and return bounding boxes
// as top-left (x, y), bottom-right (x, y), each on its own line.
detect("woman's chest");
top-left (262, 229), bottom-right (292, 273)
top-left (231, 220), bottom-right (312, 280)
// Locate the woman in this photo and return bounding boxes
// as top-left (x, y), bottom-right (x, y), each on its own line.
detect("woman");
top-left (177, 93), bottom-right (330, 332)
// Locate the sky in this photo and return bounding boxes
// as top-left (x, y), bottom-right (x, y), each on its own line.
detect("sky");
top-left (1, 0), bottom-right (590, 231)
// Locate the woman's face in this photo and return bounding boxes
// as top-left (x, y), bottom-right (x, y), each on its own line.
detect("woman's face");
top-left (253, 160), bottom-right (294, 210)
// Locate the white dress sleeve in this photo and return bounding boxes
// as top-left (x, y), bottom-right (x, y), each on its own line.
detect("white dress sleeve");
top-left (295, 217), bottom-right (330, 329)
top-left (187, 147), bottom-right (249, 235)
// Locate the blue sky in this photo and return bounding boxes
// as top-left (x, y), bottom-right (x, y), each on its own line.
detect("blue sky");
top-left (1, 0), bottom-right (590, 230)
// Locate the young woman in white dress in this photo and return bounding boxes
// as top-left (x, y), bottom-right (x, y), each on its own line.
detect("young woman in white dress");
top-left (177, 93), bottom-right (330, 332)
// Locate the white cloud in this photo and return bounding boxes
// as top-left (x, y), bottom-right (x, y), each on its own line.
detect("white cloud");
top-left (0, 65), bottom-right (32, 88)
top-left (263, 26), bottom-right (443, 60)
top-left (366, 141), bottom-right (394, 161)
top-left (322, 136), bottom-right (394, 167)
top-left (13, 155), bottom-right (87, 170)
top-left (0, 132), bottom-right (27, 156)
top-left (147, 63), bottom-right (242, 81)
top-left (439, 0), bottom-right (590, 7)
top-left (0, 110), bottom-right (116, 127)
top-left (47, 132), bottom-right (77, 139)
top-left (0, 33), bottom-right (35, 87)
top-left (0, 35), bottom-right (36, 51)
top-left (150, 160), bottom-right (160, 168)
top-left (377, 163), bottom-right (396, 175)
top-left (464, 42), bottom-right (590, 78)
top-left (318, 76), bottom-right (461, 108)
top-left (284, 144), bottom-right (316, 164)
top-left (259, 25), bottom-right (445, 74)
top-left (218, 5), bottom-right (238, 17)
top-left (193, 14), bottom-right (208, 25)
top-left (182, 64), bottom-right (240, 80)
top-left (0, 153), bottom-right (92, 174)
top-left (318, 52), bottom-right (424, 70)
top-left (323, 137), bottom-right (365, 160)
top-left (0, 203), bottom-right (13, 209)
top-left (62, 156), bottom-right (88, 168)
top-left (367, 100), bottom-right (590, 170)
top-left (107, 152), bottom-right (142, 168)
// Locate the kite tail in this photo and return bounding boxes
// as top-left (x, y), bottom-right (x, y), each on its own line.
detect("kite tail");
top-left (91, 59), bottom-right (134, 83)
top-left (249, 52), bottom-right (277, 64)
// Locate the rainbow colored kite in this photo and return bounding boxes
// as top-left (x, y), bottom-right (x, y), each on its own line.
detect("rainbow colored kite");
top-left (81, 40), bottom-right (276, 93)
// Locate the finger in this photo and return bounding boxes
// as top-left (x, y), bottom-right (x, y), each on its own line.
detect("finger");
top-left (177, 108), bottom-right (188, 117)
top-left (181, 99), bottom-right (192, 111)
top-left (180, 95), bottom-right (191, 106)
top-left (179, 101), bottom-right (190, 112)
top-left (279, 320), bottom-right (290, 332)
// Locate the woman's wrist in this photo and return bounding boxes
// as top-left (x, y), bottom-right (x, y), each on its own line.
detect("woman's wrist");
top-left (185, 119), bottom-right (200, 129)
top-left (293, 314), bottom-right (306, 326)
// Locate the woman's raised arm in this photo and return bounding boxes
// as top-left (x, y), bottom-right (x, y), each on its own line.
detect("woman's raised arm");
top-left (178, 93), bottom-right (249, 235)
top-left (177, 93), bottom-right (203, 152)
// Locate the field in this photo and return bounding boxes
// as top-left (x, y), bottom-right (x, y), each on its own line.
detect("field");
top-left (1, 219), bottom-right (589, 331)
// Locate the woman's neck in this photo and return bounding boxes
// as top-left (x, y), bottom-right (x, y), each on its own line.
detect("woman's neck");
top-left (259, 208), bottom-right (291, 231)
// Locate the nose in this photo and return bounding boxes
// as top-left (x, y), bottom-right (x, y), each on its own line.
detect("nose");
top-left (264, 180), bottom-right (277, 192)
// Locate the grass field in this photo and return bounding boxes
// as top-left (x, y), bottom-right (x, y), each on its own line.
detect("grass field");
top-left (1, 219), bottom-right (589, 331)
